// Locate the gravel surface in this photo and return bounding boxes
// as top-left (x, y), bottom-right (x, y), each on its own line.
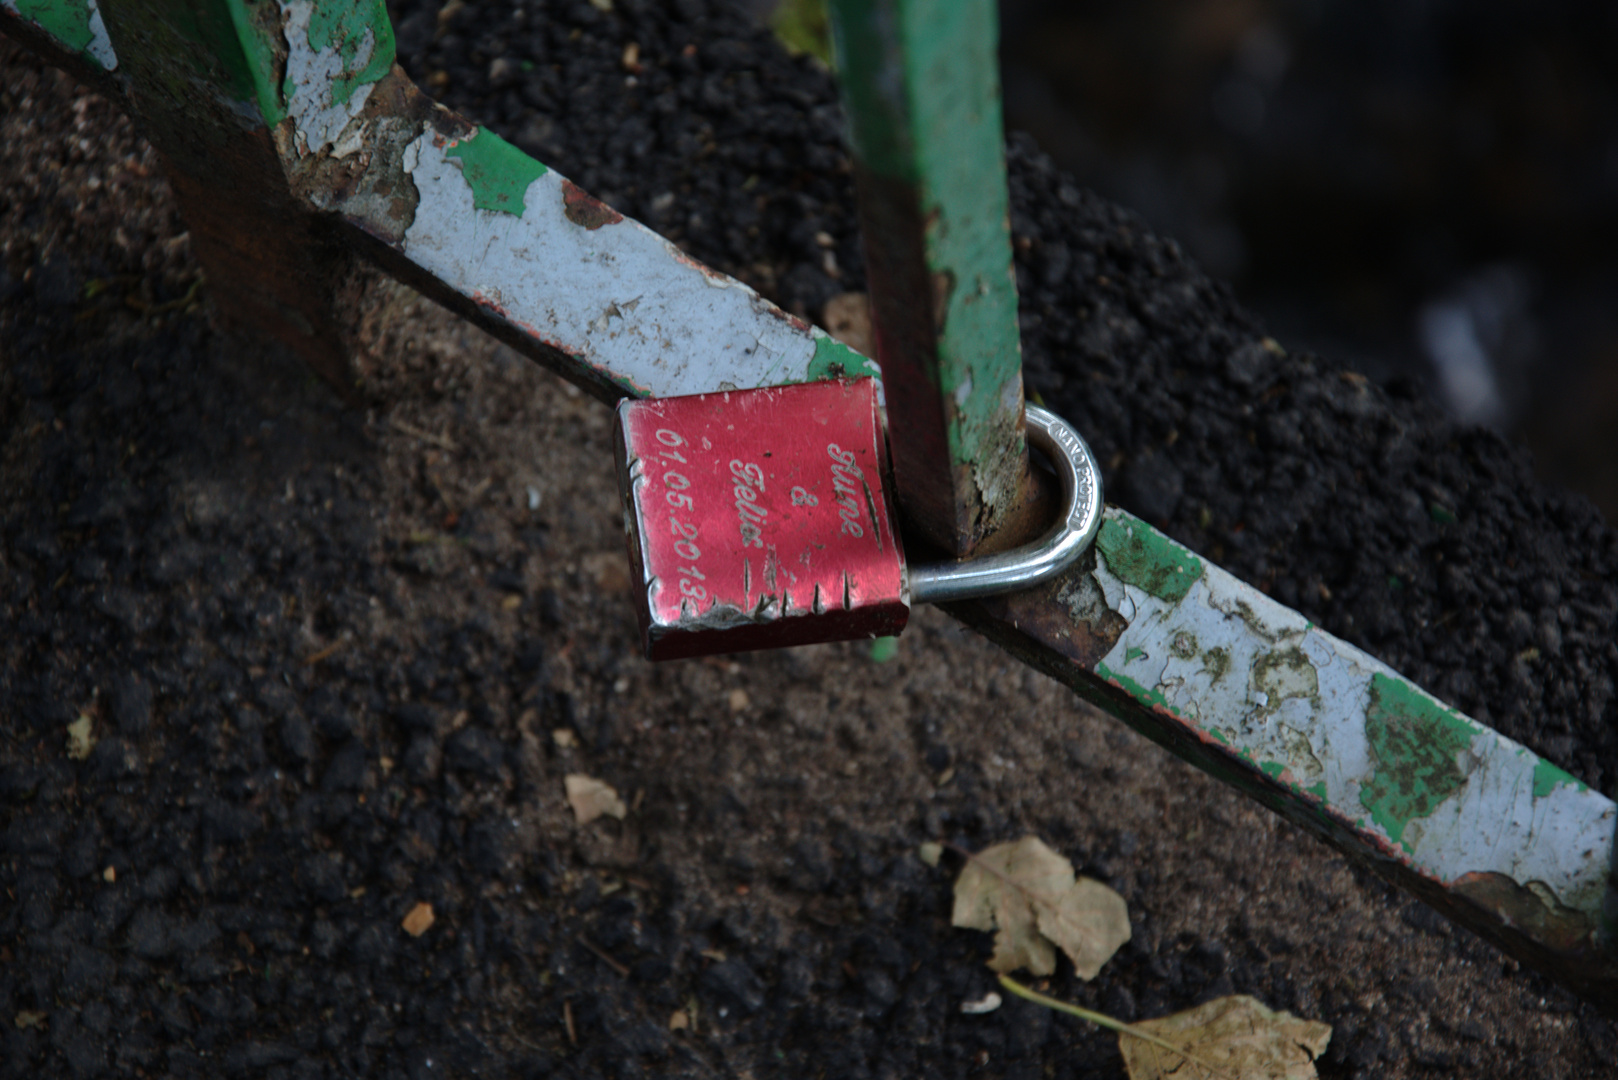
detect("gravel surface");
top-left (4, 4), bottom-right (1617, 1079)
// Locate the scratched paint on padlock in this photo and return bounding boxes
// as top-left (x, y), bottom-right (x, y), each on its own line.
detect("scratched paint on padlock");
top-left (616, 379), bottom-right (909, 660)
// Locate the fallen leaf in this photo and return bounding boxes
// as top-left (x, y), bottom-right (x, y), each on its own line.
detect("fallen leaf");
top-left (566, 774), bottom-right (627, 824)
top-left (667, 1009), bottom-right (690, 1031)
top-left (401, 902), bottom-right (435, 937)
top-left (552, 728), bottom-right (578, 749)
top-left (822, 292), bottom-right (874, 357)
top-left (1120, 995), bottom-right (1332, 1080)
top-left (728, 688), bottom-right (750, 712)
top-left (102, 866), bottom-right (116, 883)
top-left (917, 841), bottom-right (943, 867)
top-left (66, 714), bottom-right (95, 760)
top-left (1037, 876), bottom-right (1132, 980)
top-left (13, 1010), bottom-right (46, 1030)
top-left (951, 836), bottom-right (1130, 978)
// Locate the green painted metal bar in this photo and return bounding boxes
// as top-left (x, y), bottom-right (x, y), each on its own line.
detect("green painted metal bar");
top-left (953, 510), bottom-right (1618, 1012)
top-left (1, 0), bottom-right (119, 91)
top-left (75, 0), bottom-right (378, 393)
top-left (825, 0), bottom-right (1031, 557)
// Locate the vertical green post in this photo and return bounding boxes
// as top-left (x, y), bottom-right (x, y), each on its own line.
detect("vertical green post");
top-left (89, 0), bottom-right (392, 396)
top-left (826, 0), bottom-right (1029, 556)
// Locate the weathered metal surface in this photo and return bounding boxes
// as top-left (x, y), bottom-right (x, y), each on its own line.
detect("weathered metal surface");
top-left (1, 0), bottom-right (115, 68)
top-left (826, 0), bottom-right (1028, 555)
top-left (83, 0), bottom-right (366, 392)
top-left (907, 404), bottom-right (1103, 604)
top-left (616, 379), bottom-right (908, 660)
top-left (267, 0), bottom-right (881, 401)
top-left (954, 509), bottom-right (1618, 1010)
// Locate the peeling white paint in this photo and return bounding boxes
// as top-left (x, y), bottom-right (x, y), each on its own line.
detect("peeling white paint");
top-left (280, 0), bottom-right (376, 153)
top-left (84, 0), bottom-right (115, 69)
top-left (1, 0), bottom-right (116, 69)
top-left (399, 131), bottom-right (860, 397)
top-left (1093, 509), bottom-right (1616, 921)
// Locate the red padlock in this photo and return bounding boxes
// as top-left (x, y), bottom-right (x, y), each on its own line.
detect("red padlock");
top-left (614, 378), bottom-right (909, 660)
top-left (615, 377), bottom-right (1104, 660)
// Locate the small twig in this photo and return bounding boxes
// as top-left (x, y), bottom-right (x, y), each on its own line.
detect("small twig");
top-left (997, 976), bottom-right (1234, 1080)
top-left (563, 1000), bottom-right (577, 1046)
top-left (578, 936), bottom-right (630, 977)
top-left (146, 273), bottom-right (205, 315)
top-left (390, 415), bottom-right (458, 452)
top-left (303, 639), bottom-right (345, 666)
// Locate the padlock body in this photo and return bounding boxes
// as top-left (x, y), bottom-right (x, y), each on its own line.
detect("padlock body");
top-left (616, 378), bottom-right (909, 660)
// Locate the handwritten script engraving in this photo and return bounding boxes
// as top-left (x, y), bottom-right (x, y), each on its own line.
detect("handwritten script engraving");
top-left (827, 444), bottom-right (865, 538)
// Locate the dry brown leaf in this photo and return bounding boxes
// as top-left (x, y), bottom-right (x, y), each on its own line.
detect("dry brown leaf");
top-left (401, 902), bottom-right (436, 937)
top-left (566, 774), bottom-right (627, 824)
top-left (1037, 876), bottom-right (1132, 979)
top-left (822, 292), bottom-right (874, 357)
top-left (66, 715), bottom-right (95, 760)
top-left (951, 836), bottom-right (1130, 978)
top-left (1120, 995), bottom-right (1332, 1080)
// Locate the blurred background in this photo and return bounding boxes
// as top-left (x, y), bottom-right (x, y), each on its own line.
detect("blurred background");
top-left (771, 0), bottom-right (1618, 521)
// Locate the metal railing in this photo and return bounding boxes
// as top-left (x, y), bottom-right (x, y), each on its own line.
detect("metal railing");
top-left (4, 0), bottom-right (1614, 1012)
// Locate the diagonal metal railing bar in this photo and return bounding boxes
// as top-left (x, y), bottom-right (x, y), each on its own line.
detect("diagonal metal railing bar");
top-left (4, 0), bottom-right (1615, 1013)
top-left (953, 512), bottom-right (1617, 1008)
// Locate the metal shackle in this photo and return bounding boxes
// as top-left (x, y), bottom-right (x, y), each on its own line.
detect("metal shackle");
top-left (907, 405), bottom-right (1104, 605)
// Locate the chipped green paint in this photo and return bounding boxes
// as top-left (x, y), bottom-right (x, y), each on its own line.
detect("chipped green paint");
top-left (443, 130), bottom-right (547, 216)
top-left (1359, 673), bottom-right (1478, 851)
top-left (1533, 758), bottom-right (1588, 799)
top-left (1260, 760), bottom-right (1286, 781)
top-left (1096, 661), bottom-right (1178, 719)
top-left (1306, 781), bottom-right (1328, 801)
top-left (303, 0), bottom-right (394, 105)
top-left (223, 0), bottom-right (286, 126)
top-left (1124, 645), bottom-right (1145, 664)
top-left (806, 335), bottom-right (878, 382)
top-left (1095, 515), bottom-right (1204, 603)
top-left (13, 0), bottom-right (92, 52)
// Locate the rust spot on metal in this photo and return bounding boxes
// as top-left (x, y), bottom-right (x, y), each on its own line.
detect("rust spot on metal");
top-left (951, 551), bottom-right (1124, 669)
top-left (1451, 871), bottom-right (1600, 953)
top-left (562, 180), bottom-right (624, 230)
top-left (666, 244), bottom-right (733, 284)
top-left (754, 297), bottom-right (813, 333)
top-left (930, 269), bottom-right (954, 333)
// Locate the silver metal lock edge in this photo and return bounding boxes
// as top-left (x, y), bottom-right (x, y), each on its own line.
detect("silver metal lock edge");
top-left (907, 405), bottom-right (1104, 605)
